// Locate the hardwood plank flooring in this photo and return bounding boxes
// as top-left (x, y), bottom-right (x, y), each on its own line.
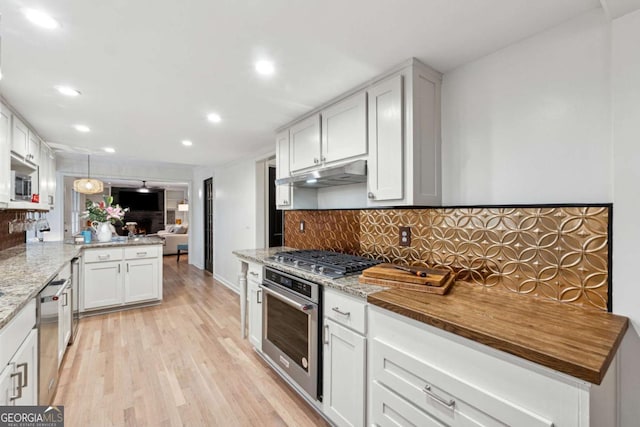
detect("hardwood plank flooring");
top-left (55, 256), bottom-right (329, 427)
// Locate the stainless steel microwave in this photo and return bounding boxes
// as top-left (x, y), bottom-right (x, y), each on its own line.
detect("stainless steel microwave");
top-left (11, 170), bottom-right (33, 201)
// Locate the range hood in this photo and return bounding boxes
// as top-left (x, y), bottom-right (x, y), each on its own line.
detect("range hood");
top-left (275, 159), bottom-right (367, 188)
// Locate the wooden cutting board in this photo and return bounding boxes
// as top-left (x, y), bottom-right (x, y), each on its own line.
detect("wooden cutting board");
top-left (359, 273), bottom-right (455, 295)
top-left (362, 264), bottom-right (451, 286)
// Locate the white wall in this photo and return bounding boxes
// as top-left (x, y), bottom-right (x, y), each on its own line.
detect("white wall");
top-left (211, 153), bottom-right (271, 291)
top-left (611, 8), bottom-right (640, 426)
top-left (442, 7), bottom-right (640, 424)
top-left (442, 9), bottom-right (611, 205)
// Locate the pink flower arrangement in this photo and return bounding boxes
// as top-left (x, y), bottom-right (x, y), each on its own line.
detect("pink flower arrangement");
top-left (83, 196), bottom-right (129, 223)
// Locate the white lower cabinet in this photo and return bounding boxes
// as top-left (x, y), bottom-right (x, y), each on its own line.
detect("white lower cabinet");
top-left (0, 300), bottom-right (38, 406)
top-left (82, 246), bottom-right (162, 311)
top-left (124, 258), bottom-right (160, 303)
top-left (323, 318), bottom-right (366, 427)
top-left (368, 305), bottom-right (615, 427)
top-left (246, 262), bottom-right (263, 351)
top-left (247, 279), bottom-right (262, 351)
top-left (323, 288), bottom-right (367, 427)
top-left (58, 284), bottom-right (72, 366)
top-left (0, 329), bottom-right (38, 406)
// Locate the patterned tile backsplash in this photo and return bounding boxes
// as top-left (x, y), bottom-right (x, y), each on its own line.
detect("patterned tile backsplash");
top-left (284, 206), bottom-right (611, 311)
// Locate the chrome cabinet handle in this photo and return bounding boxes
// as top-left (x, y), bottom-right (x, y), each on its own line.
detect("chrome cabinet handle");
top-left (324, 324), bottom-right (329, 345)
top-left (321, 156), bottom-right (326, 162)
top-left (127, 263), bottom-right (129, 273)
top-left (257, 289), bottom-right (262, 304)
top-left (98, 254), bottom-right (110, 260)
top-left (17, 363), bottom-right (28, 387)
top-left (367, 192), bottom-right (375, 199)
top-left (423, 383), bottom-right (455, 409)
top-left (314, 158), bottom-right (319, 164)
top-left (63, 292), bottom-right (68, 307)
top-left (332, 307), bottom-right (351, 317)
top-left (118, 264), bottom-right (121, 273)
top-left (249, 272), bottom-right (259, 277)
top-left (10, 371), bottom-right (23, 401)
top-left (136, 251), bottom-right (147, 256)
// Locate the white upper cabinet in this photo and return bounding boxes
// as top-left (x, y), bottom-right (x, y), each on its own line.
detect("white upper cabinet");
top-left (367, 75), bottom-right (404, 202)
top-left (321, 91), bottom-right (367, 164)
top-left (11, 115), bottom-right (29, 160)
top-left (27, 131), bottom-right (40, 167)
top-left (0, 103), bottom-right (11, 205)
top-left (367, 62), bottom-right (442, 207)
top-left (275, 130), bottom-right (292, 208)
top-left (290, 114), bottom-right (321, 172)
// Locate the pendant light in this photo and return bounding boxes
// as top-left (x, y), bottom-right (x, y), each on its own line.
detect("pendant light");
top-left (137, 180), bottom-right (150, 193)
top-left (73, 155), bottom-right (104, 194)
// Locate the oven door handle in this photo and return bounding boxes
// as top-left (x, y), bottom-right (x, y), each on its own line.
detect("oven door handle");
top-left (260, 285), bottom-right (314, 312)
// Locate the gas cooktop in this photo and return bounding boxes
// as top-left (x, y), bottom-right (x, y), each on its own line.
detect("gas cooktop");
top-left (268, 250), bottom-right (382, 279)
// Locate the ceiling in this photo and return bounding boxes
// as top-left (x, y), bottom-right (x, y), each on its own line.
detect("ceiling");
top-left (0, 0), bottom-right (601, 167)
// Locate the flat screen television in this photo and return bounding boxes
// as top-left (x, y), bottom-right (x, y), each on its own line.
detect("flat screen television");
top-left (114, 188), bottom-right (163, 212)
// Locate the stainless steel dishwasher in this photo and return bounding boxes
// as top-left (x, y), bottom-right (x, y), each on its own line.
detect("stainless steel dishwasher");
top-left (37, 276), bottom-right (68, 405)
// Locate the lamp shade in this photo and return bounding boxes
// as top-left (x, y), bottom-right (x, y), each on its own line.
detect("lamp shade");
top-left (73, 154), bottom-right (104, 194)
top-left (73, 178), bottom-right (104, 194)
top-left (178, 203), bottom-right (189, 212)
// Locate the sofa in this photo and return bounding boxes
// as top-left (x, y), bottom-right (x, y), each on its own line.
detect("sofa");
top-left (157, 224), bottom-right (188, 255)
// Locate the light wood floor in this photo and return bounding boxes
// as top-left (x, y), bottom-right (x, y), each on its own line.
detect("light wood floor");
top-left (55, 256), bottom-right (329, 427)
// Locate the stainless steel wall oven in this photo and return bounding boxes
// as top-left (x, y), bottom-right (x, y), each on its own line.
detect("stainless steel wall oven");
top-left (261, 267), bottom-right (322, 400)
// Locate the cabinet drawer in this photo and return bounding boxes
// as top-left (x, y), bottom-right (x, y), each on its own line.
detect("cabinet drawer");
top-left (247, 262), bottom-right (263, 283)
top-left (0, 299), bottom-right (36, 368)
top-left (324, 288), bottom-right (366, 334)
top-left (84, 248), bottom-right (123, 263)
top-left (124, 245), bottom-right (161, 260)
top-left (371, 338), bottom-right (553, 427)
top-left (371, 380), bottom-right (445, 427)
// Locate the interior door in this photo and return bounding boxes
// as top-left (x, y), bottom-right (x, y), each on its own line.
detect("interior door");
top-left (204, 177), bottom-right (214, 273)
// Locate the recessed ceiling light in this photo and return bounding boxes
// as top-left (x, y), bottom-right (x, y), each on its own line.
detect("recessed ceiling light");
top-left (181, 140), bottom-right (193, 147)
top-left (55, 86), bottom-right (81, 97)
top-left (207, 112), bottom-right (222, 123)
top-left (23, 9), bottom-right (60, 30)
top-left (103, 147), bottom-right (115, 153)
top-left (73, 124), bottom-right (90, 133)
top-left (255, 60), bottom-right (275, 76)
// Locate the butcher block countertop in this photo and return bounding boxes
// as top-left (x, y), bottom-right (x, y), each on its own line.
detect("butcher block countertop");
top-left (368, 281), bottom-right (628, 385)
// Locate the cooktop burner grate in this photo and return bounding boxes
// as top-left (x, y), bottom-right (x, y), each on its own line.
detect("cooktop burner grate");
top-left (272, 250), bottom-right (382, 277)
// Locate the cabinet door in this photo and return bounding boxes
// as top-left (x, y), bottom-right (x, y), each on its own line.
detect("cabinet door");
top-left (83, 261), bottom-right (123, 310)
top-left (58, 287), bottom-right (72, 366)
top-left (124, 258), bottom-right (160, 303)
top-left (275, 130), bottom-right (292, 208)
top-left (248, 280), bottom-right (263, 351)
top-left (367, 75), bottom-right (404, 202)
top-left (321, 92), bottom-right (367, 164)
top-left (323, 318), bottom-right (366, 427)
top-left (0, 103), bottom-right (11, 204)
top-left (290, 115), bottom-right (321, 172)
top-left (11, 115), bottom-right (29, 159)
top-left (11, 329), bottom-right (38, 405)
top-left (39, 143), bottom-right (50, 204)
top-left (28, 131), bottom-right (40, 166)
top-left (47, 149), bottom-right (56, 206)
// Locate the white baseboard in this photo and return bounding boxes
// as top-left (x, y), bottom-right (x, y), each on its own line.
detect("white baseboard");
top-left (215, 274), bottom-right (239, 294)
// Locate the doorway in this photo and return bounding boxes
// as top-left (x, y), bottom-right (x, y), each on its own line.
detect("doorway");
top-left (268, 166), bottom-right (283, 247)
top-left (204, 177), bottom-right (214, 273)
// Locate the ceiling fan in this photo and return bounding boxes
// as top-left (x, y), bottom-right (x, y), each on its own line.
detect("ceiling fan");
top-left (137, 180), bottom-right (152, 193)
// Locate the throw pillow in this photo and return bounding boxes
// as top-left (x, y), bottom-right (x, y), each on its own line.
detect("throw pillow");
top-left (173, 225), bottom-right (186, 234)
top-left (166, 225), bottom-right (175, 233)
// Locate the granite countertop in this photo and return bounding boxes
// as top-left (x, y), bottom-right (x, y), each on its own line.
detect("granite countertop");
top-left (65, 236), bottom-right (164, 248)
top-left (0, 243), bottom-right (81, 329)
top-left (0, 237), bottom-right (164, 330)
top-left (232, 247), bottom-right (387, 298)
top-left (368, 282), bottom-right (629, 385)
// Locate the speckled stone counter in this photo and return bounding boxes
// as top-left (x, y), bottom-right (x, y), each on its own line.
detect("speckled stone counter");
top-left (0, 238), bottom-right (164, 330)
top-left (232, 247), bottom-right (387, 298)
